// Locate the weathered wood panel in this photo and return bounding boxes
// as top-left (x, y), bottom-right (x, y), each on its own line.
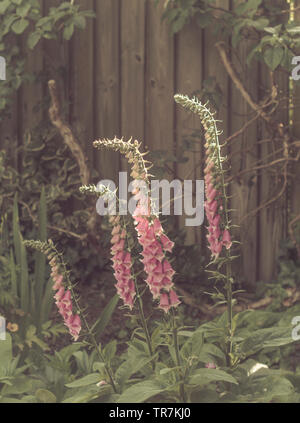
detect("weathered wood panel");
top-left (94, 0), bottom-right (121, 182)
top-left (175, 21), bottom-right (203, 245)
top-left (120, 0), bottom-right (146, 173)
top-left (70, 0), bottom-right (95, 166)
top-left (0, 0), bottom-right (296, 285)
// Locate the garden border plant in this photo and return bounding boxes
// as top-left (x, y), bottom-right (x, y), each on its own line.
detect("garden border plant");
top-left (19, 93), bottom-right (300, 403)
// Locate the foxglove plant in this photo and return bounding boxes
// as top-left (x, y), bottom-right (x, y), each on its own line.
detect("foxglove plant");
top-left (93, 138), bottom-right (180, 313)
top-left (23, 239), bottom-right (117, 392)
top-left (175, 94), bottom-right (235, 365)
top-left (91, 138), bottom-right (185, 400)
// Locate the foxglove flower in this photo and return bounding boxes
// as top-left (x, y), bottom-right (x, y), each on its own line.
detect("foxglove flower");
top-left (110, 218), bottom-right (136, 309)
top-left (49, 255), bottom-right (81, 341)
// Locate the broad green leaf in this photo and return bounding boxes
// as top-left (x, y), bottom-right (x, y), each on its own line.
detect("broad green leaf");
top-left (91, 294), bottom-right (119, 339)
top-left (27, 31), bottom-right (41, 50)
top-left (65, 373), bottom-right (101, 388)
top-left (198, 344), bottom-right (226, 366)
top-left (115, 345), bottom-right (155, 388)
top-left (62, 385), bottom-right (111, 403)
top-left (264, 46), bottom-right (284, 71)
top-left (103, 340), bottom-right (117, 363)
top-left (16, 3), bottom-right (31, 17)
top-left (2, 376), bottom-right (41, 396)
top-left (118, 379), bottom-right (167, 403)
top-left (0, 0), bottom-right (10, 15)
top-left (35, 389), bottom-right (57, 403)
top-left (239, 327), bottom-right (294, 357)
top-left (12, 18), bottom-right (29, 34)
top-left (180, 330), bottom-right (204, 361)
top-left (73, 15), bottom-right (86, 29)
top-left (63, 23), bottom-right (74, 40)
top-left (189, 368), bottom-right (238, 386)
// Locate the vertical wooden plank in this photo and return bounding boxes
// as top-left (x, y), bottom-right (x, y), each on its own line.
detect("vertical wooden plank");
top-left (94, 0), bottom-right (120, 182)
top-left (120, 0), bottom-right (146, 171)
top-left (145, 0), bottom-right (175, 225)
top-left (145, 0), bottom-right (174, 153)
top-left (203, 1), bottom-right (230, 257)
top-left (43, 0), bottom-right (70, 120)
top-left (175, 21), bottom-right (203, 245)
top-left (70, 0), bottom-right (95, 166)
top-left (229, 40), bottom-right (259, 287)
top-left (257, 0), bottom-right (289, 282)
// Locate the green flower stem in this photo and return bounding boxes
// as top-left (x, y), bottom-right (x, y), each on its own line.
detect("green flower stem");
top-left (171, 309), bottom-right (186, 403)
top-left (122, 218), bottom-right (155, 369)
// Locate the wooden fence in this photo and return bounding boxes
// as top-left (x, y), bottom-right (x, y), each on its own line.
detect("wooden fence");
top-left (1, 0), bottom-right (300, 286)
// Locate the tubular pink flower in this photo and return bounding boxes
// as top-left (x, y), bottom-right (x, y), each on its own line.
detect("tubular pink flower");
top-left (52, 274), bottom-right (63, 290)
top-left (132, 179), bottom-right (179, 311)
top-left (110, 223), bottom-right (136, 309)
top-left (158, 289), bottom-right (180, 313)
top-left (49, 258), bottom-right (81, 342)
top-left (65, 314), bottom-right (81, 341)
top-left (222, 229), bottom-right (232, 250)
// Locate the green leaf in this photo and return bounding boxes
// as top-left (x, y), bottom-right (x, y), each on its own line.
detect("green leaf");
top-left (34, 186), bottom-right (47, 326)
top-left (65, 373), bottom-right (101, 388)
top-left (103, 340), bottom-right (117, 363)
top-left (189, 368), bottom-right (238, 386)
top-left (13, 193), bottom-right (21, 267)
top-left (20, 232), bottom-right (29, 313)
top-left (9, 249), bottom-right (17, 297)
top-left (198, 344), bottom-right (226, 366)
top-left (264, 46), bottom-right (284, 71)
top-left (63, 23), bottom-right (74, 40)
top-left (91, 294), bottom-right (119, 339)
top-left (73, 15), bottom-right (86, 29)
top-left (35, 389), bottom-right (57, 403)
top-left (11, 18), bottom-right (29, 34)
top-left (239, 327), bottom-right (294, 357)
top-left (180, 330), bottom-right (204, 361)
top-left (16, 3), bottom-right (31, 18)
top-left (62, 385), bottom-right (111, 403)
top-left (0, 0), bottom-right (10, 14)
top-left (235, 0), bottom-right (262, 16)
top-left (39, 278), bottom-right (54, 327)
top-left (118, 379), bottom-right (167, 403)
top-left (0, 333), bottom-right (12, 369)
top-left (115, 345), bottom-right (155, 388)
top-left (27, 32), bottom-right (41, 49)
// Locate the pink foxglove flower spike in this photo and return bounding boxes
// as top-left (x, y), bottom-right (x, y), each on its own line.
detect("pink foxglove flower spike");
top-left (93, 137), bottom-right (181, 314)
